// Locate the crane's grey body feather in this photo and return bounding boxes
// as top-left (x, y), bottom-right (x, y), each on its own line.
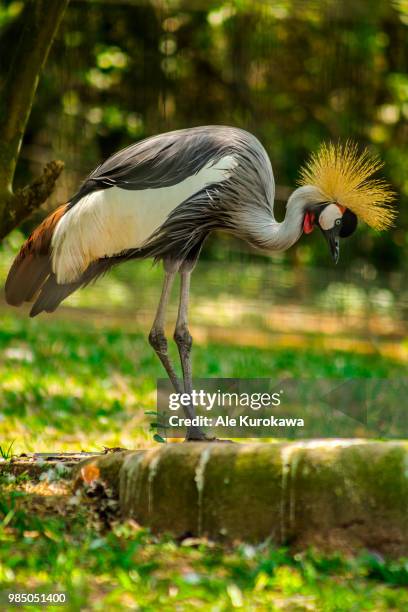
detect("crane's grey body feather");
top-left (134, 126), bottom-right (276, 261)
top-left (69, 125), bottom-right (273, 207)
top-left (15, 126), bottom-right (308, 317)
top-left (50, 126), bottom-right (277, 285)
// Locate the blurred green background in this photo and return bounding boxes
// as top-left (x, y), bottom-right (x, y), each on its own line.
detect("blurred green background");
top-left (1, 0), bottom-right (408, 268)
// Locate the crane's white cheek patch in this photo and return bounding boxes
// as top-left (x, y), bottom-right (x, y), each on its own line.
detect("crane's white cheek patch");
top-left (51, 155), bottom-right (237, 283)
top-left (319, 204), bottom-right (342, 230)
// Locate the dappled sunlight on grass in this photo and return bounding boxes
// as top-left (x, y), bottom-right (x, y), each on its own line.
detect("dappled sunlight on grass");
top-left (0, 310), bottom-right (406, 454)
top-left (0, 314), bottom-right (158, 453)
top-left (1, 233), bottom-right (407, 337)
top-left (0, 469), bottom-right (407, 610)
top-left (0, 232), bottom-right (406, 451)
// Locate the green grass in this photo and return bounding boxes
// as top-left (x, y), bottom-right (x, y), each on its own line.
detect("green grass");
top-left (0, 312), bottom-right (405, 454)
top-left (0, 475), bottom-right (407, 611)
top-left (0, 441), bottom-right (14, 461)
top-left (0, 308), bottom-right (407, 610)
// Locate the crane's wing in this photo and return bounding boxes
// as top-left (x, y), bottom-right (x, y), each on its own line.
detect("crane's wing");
top-left (69, 125), bottom-right (239, 206)
top-left (50, 126), bottom-right (241, 285)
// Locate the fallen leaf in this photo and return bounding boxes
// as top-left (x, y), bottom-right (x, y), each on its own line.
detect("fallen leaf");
top-left (81, 463), bottom-right (100, 484)
top-left (23, 530), bottom-right (39, 538)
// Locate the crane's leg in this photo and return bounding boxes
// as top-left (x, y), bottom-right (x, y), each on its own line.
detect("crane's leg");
top-left (174, 267), bottom-right (193, 395)
top-left (174, 258), bottom-right (233, 443)
top-left (148, 261), bottom-right (182, 393)
top-left (174, 259), bottom-right (211, 441)
top-left (149, 259), bottom-right (205, 440)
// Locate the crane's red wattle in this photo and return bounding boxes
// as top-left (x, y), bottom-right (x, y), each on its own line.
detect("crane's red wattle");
top-left (303, 212), bottom-right (315, 234)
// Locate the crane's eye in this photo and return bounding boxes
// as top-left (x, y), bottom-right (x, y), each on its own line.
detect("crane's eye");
top-left (335, 218), bottom-right (342, 226)
top-left (339, 209), bottom-right (358, 238)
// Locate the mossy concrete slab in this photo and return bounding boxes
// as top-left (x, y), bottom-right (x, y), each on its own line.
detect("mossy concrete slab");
top-left (76, 441), bottom-right (408, 556)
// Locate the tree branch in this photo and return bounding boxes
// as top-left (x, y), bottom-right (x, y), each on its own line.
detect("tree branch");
top-left (0, 160), bottom-right (64, 241)
top-left (0, 0), bottom-right (68, 197)
top-left (0, 0), bottom-right (68, 239)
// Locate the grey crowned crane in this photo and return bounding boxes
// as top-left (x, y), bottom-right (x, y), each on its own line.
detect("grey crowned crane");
top-left (5, 126), bottom-right (395, 441)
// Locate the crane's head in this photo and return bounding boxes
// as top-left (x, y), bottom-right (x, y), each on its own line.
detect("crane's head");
top-left (297, 142), bottom-right (396, 263)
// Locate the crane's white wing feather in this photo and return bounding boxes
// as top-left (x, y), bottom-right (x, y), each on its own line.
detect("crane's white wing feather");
top-left (51, 156), bottom-right (237, 283)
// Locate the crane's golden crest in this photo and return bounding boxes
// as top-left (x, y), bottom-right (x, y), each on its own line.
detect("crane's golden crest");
top-left (298, 141), bottom-right (396, 230)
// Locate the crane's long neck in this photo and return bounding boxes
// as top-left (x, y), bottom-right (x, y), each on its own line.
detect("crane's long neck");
top-left (248, 186), bottom-right (312, 252)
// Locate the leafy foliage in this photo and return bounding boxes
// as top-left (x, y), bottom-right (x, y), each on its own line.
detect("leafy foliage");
top-left (0, 308), bottom-right (405, 454)
top-left (1, 0), bottom-right (406, 268)
top-left (0, 478), bottom-right (407, 610)
top-left (0, 440), bottom-right (14, 461)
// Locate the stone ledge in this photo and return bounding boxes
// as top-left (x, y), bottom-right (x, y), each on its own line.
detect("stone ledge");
top-left (76, 440), bottom-right (408, 556)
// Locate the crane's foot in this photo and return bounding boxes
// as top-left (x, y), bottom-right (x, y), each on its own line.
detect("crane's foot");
top-left (184, 426), bottom-right (235, 443)
top-left (184, 434), bottom-right (234, 443)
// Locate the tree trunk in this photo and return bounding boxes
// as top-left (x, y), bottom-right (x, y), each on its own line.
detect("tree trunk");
top-left (0, 0), bottom-right (68, 240)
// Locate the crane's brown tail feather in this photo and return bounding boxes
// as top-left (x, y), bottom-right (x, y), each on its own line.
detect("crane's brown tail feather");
top-left (3, 204), bottom-right (97, 317)
top-left (29, 274), bottom-right (80, 317)
top-left (5, 253), bottom-right (50, 306)
top-left (5, 205), bottom-right (68, 308)
top-left (28, 258), bottom-right (120, 317)
top-left (5, 204), bottom-right (141, 317)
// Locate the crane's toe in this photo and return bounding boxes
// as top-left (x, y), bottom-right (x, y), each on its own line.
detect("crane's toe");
top-left (184, 435), bottom-right (235, 444)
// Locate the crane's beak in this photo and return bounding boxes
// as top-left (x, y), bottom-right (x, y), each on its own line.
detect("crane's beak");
top-left (321, 227), bottom-right (340, 264)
